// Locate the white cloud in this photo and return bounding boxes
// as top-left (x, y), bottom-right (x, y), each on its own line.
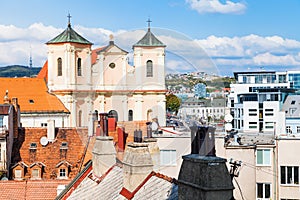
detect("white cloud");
top-left (0, 23), bottom-right (300, 76)
top-left (186, 0), bottom-right (246, 14)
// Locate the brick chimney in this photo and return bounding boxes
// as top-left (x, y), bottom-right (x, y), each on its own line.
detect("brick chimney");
top-left (11, 97), bottom-right (20, 138)
top-left (122, 142), bottom-right (153, 192)
top-left (178, 125), bottom-right (234, 200)
top-left (92, 136), bottom-right (116, 177)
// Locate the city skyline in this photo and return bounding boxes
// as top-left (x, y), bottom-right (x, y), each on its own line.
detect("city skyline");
top-left (0, 0), bottom-right (300, 76)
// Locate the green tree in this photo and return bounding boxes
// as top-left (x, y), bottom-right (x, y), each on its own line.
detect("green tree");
top-left (166, 94), bottom-right (181, 114)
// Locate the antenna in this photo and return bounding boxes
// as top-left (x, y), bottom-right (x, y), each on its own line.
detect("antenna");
top-left (29, 45), bottom-right (32, 68)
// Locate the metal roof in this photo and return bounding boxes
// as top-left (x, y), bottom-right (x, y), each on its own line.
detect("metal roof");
top-left (133, 28), bottom-right (166, 47)
top-left (47, 24), bottom-right (92, 45)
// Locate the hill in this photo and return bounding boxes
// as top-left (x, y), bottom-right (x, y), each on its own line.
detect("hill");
top-left (0, 65), bottom-right (41, 77)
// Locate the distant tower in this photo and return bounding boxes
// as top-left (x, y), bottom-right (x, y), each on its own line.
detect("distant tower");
top-left (29, 45), bottom-right (33, 68)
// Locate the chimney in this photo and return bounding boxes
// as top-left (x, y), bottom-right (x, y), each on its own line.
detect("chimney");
top-left (3, 90), bottom-right (11, 104)
top-left (11, 97), bottom-right (20, 138)
top-left (47, 119), bottom-right (55, 142)
top-left (99, 113), bottom-right (108, 136)
top-left (122, 142), bottom-right (153, 192)
top-left (178, 125), bottom-right (234, 200)
top-left (191, 125), bottom-right (216, 156)
top-left (92, 136), bottom-right (116, 177)
top-left (143, 138), bottom-right (160, 171)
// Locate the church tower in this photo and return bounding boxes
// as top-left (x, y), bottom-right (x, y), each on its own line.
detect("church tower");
top-left (132, 20), bottom-right (166, 126)
top-left (46, 15), bottom-right (93, 127)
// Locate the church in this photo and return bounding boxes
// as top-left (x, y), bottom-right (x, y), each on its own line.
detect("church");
top-left (38, 17), bottom-right (167, 128)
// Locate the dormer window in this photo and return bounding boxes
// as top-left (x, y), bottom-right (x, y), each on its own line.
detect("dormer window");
top-left (29, 99), bottom-right (34, 104)
top-left (30, 143), bottom-right (37, 149)
top-left (291, 100), bottom-right (296, 105)
top-left (56, 161), bottom-right (72, 179)
top-left (60, 142), bottom-right (68, 149)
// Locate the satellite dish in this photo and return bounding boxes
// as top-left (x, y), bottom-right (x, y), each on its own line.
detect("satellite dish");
top-left (40, 136), bottom-right (48, 146)
top-left (151, 121), bottom-right (158, 131)
top-left (225, 123), bottom-right (233, 131)
top-left (224, 114), bottom-right (233, 123)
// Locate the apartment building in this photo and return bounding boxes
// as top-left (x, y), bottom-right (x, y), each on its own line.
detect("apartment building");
top-left (216, 132), bottom-right (300, 200)
top-left (228, 71), bottom-right (300, 133)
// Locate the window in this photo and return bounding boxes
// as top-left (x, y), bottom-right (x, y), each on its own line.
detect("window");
top-left (249, 109), bottom-right (257, 116)
top-left (265, 122), bottom-right (274, 129)
top-left (0, 116), bottom-right (3, 127)
top-left (256, 149), bottom-right (271, 166)
top-left (41, 123), bottom-right (47, 127)
top-left (291, 100), bottom-right (296, 105)
top-left (249, 122), bottom-right (257, 129)
top-left (57, 58), bottom-right (62, 76)
top-left (146, 60), bottom-right (153, 77)
top-left (281, 166), bottom-right (299, 185)
top-left (31, 169), bottom-right (39, 178)
top-left (30, 143), bottom-right (37, 149)
top-left (257, 183), bottom-right (271, 199)
top-left (60, 142), bottom-right (68, 149)
top-left (77, 58), bottom-right (82, 76)
top-left (109, 62), bottom-right (115, 69)
top-left (15, 169), bottom-right (22, 179)
top-left (160, 150), bottom-right (176, 166)
top-left (59, 168), bottom-right (66, 178)
top-left (286, 126), bottom-right (292, 134)
top-left (265, 109), bottom-right (274, 116)
top-left (297, 126), bottom-right (300, 133)
top-left (29, 99), bottom-right (34, 104)
top-left (128, 110), bottom-right (133, 121)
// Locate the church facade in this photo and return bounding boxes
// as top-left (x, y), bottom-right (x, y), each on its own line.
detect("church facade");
top-left (43, 20), bottom-right (167, 127)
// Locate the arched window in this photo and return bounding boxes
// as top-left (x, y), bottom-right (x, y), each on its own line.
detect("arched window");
top-left (77, 58), bottom-right (82, 76)
top-left (128, 110), bottom-right (133, 121)
top-left (78, 110), bottom-right (82, 127)
top-left (108, 110), bottom-right (118, 122)
top-left (146, 60), bottom-right (153, 77)
top-left (57, 58), bottom-right (62, 76)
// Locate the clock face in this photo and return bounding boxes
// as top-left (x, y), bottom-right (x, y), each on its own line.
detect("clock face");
top-left (151, 122), bottom-right (158, 131)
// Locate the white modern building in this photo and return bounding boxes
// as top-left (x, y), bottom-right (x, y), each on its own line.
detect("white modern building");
top-left (228, 71), bottom-right (300, 134)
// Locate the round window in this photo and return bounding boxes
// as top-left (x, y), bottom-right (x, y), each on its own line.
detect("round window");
top-left (109, 63), bottom-right (115, 69)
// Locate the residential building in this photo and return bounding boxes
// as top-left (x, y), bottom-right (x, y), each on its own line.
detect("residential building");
top-left (177, 97), bottom-right (225, 122)
top-left (0, 97), bottom-right (20, 178)
top-left (10, 126), bottom-right (93, 180)
top-left (228, 71), bottom-right (296, 133)
top-left (216, 132), bottom-right (300, 200)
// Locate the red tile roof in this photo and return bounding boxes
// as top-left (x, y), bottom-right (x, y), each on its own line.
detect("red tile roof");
top-left (37, 61), bottom-right (48, 82)
top-left (0, 180), bottom-right (70, 200)
top-left (0, 78), bottom-right (69, 113)
top-left (91, 47), bottom-right (106, 65)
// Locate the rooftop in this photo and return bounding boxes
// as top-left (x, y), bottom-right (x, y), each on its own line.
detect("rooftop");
top-left (133, 28), bottom-right (166, 47)
top-left (47, 22), bottom-right (92, 45)
top-left (0, 179), bottom-right (70, 200)
top-left (0, 78), bottom-right (69, 114)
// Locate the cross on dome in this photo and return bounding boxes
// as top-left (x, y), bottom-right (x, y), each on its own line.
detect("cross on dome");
top-left (67, 13), bottom-right (72, 27)
top-left (147, 18), bottom-right (152, 31)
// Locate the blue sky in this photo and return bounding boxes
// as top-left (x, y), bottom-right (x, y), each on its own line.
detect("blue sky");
top-left (0, 0), bottom-right (300, 76)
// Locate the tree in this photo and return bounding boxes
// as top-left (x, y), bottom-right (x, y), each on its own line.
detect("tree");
top-left (166, 94), bottom-right (181, 114)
